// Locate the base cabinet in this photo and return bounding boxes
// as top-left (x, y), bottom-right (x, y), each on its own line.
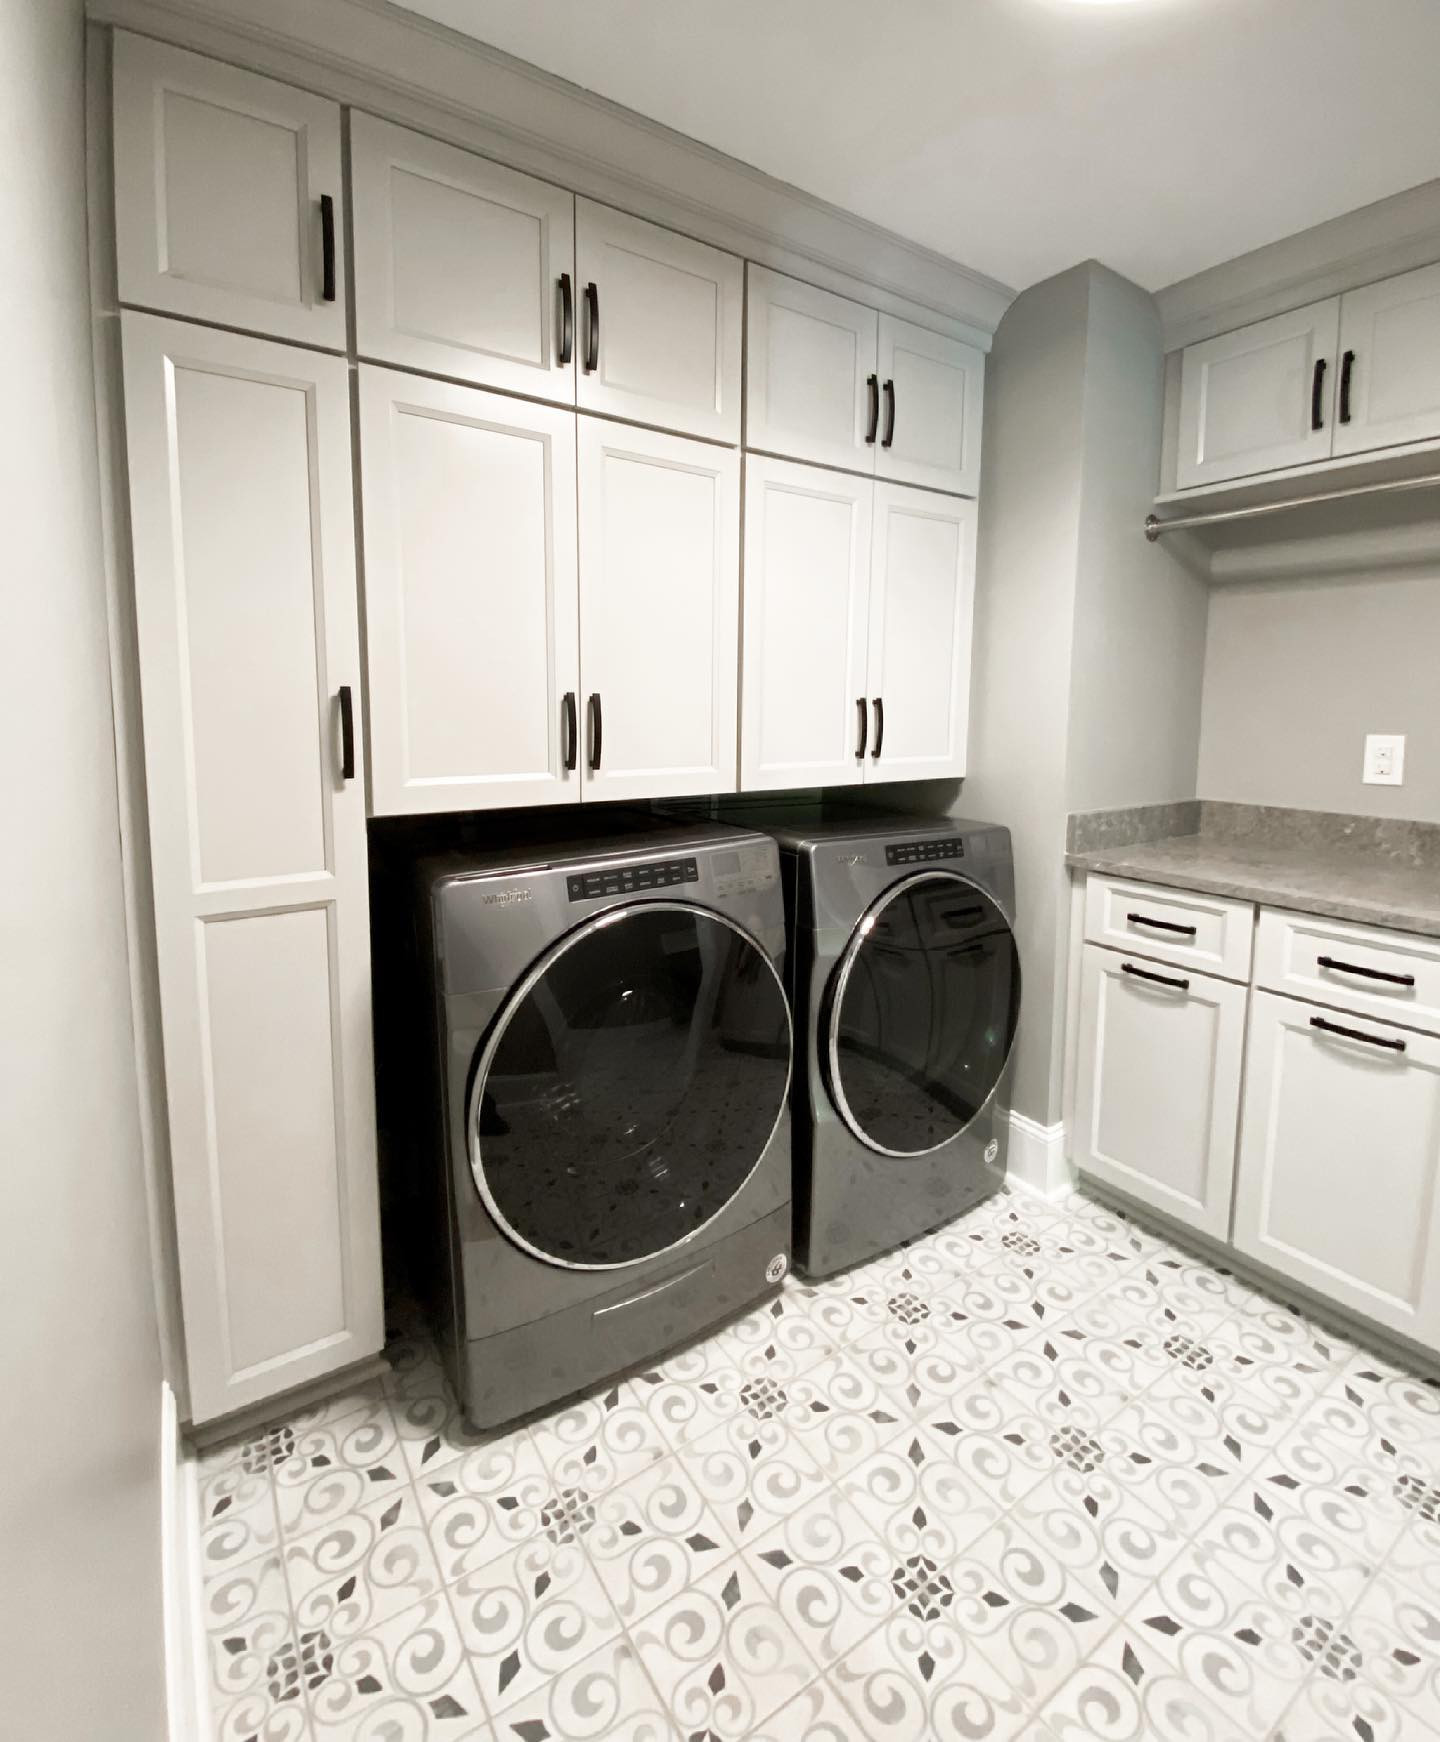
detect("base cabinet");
top-left (1073, 943), bottom-right (1246, 1239)
top-left (1232, 990), bottom-right (1440, 1347)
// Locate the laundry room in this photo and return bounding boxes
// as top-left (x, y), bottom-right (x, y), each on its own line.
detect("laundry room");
top-left (8, 1), bottom-right (1440, 1738)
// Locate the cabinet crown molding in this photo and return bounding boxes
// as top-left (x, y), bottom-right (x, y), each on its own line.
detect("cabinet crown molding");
top-left (89, 0), bottom-right (1012, 343)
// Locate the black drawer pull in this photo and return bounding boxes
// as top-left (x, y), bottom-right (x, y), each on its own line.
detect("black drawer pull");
top-left (557, 272), bottom-right (574, 366)
top-left (319, 193), bottom-right (336, 303)
top-left (1338, 349), bottom-right (1355, 425)
top-left (1310, 1014), bottom-right (1405, 1053)
top-left (865, 374), bottom-right (879, 445)
top-left (337, 684), bottom-right (355, 781)
top-left (1121, 961), bottom-right (1190, 992)
top-left (881, 377), bottom-right (896, 448)
top-left (1310, 356), bottom-right (1327, 431)
top-left (561, 690), bottom-right (577, 771)
top-left (587, 692), bottom-right (603, 770)
top-left (584, 282), bottom-right (599, 373)
top-left (1127, 911), bottom-right (1197, 937)
top-left (1316, 954), bottom-right (1415, 987)
top-left (871, 696), bottom-right (884, 760)
top-left (855, 697), bottom-right (868, 759)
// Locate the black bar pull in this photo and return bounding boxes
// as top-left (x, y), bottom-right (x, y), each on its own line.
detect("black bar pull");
top-left (319, 193), bottom-right (337, 303)
top-left (1310, 1014), bottom-right (1405, 1053)
top-left (1310, 356), bottom-right (1327, 431)
top-left (584, 282), bottom-right (599, 373)
top-left (1121, 961), bottom-right (1190, 992)
top-left (587, 692), bottom-right (603, 770)
top-left (871, 696), bottom-right (884, 760)
top-left (337, 685), bottom-right (355, 780)
top-left (557, 273), bottom-right (574, 366)
top-left (1317, 953), bottom-right (1415, 987)
top-left (1338, 349), bottom-right (1355, 425)
top-left (855, 697), bottom-right (868, 759)
top-left (1127, 911), bottom-right (1198, 937)
top-left (561, 691), bottom-right (577, 771)
top-left (864, 374), bottom-right (880, 445)
top-left (881, 378), bottom-right (896, 448)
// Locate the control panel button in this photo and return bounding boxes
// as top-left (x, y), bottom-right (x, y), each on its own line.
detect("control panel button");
top-left (566, 857), bottom-right (700, 902)
top-left (885, 838), bottom-right (966, 866)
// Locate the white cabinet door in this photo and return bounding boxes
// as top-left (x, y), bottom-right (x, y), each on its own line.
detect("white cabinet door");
top-left (113, 34), bottom-right (344, 348)
top-left (1233, 991), bottom-right (1440, 1348)
top-left (358, 367), bottom-right (580, 815)
top-left (121, 315), bottom-right (381, 1423)
top-left (1175, 299), bottom-right (1340, 488)
top-left (1332, 263), bottom-right (1440, 458)
top-left (575, 200), bottom-right (742, 442)
top-left (864, 484), bottom-right (975, 783)
top-left (740, 457), bottom-right (872, 792)
top-left (745, 267), bottom-right (878, 475)
top-left (351, 114), bottom-right (575, 402)
top-left (1073, 945), bottom-right (1247, 1239)
top-left (876, 315), bottom-right (984, 496)
top-left (577, 421), bottom-right (739, 802)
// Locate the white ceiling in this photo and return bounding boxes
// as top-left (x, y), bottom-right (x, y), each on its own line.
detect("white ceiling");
top-left (392, 0), bottom-right (1440, 295)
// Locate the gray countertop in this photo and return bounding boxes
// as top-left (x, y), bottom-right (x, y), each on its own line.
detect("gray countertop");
top-left (1066, 801), bottom-right (1440, 938)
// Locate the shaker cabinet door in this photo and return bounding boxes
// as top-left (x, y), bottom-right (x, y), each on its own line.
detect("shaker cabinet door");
top-left (745, 267), bottom-right (879, 475)
top-left (113, 33), bottom-right (345, 347)
top-left (1332, 263), bottom-right (1440, 459)
top-left (121, 314), bottom-right (381, 1422)
top-left (875, 315), bottom-right (984, 496)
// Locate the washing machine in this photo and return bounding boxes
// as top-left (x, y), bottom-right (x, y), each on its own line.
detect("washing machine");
top-left (411, 815), bottom-right (794, 1429)
top-left (725, 804), bottom-right (1020, 1278)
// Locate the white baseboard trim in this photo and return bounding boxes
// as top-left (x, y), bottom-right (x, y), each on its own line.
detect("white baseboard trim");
top-left (161, 1382), bottom-right (210, 1742)
top-left (1005, 1113), bottom-right (1076, 1202)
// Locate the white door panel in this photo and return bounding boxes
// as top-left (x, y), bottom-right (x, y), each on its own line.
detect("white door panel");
top-left (745, 267), bottom-right (878, 474)
top-left (740, 457), bottom-right (872, 792)
top-left (578, 421), bottom-right (739, 801)
top-left (121, 314), bottom-right (380, 1422)
top-left (359, 368), bottom-right (580, 814)
top-left (351, 114), bottom-right (576, 401)
top-left (113, 34), bottom-right (344, 347)
top-left (876, 315), bottom-right (983, 496)
top-left (1333, 263), bottom-right (1440, 458)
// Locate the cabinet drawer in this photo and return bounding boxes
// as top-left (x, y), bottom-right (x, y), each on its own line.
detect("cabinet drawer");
top-left (1255, 908), bottom-right (1440, 1036)
top-left (1083, 875), bottom-right (1254, 980)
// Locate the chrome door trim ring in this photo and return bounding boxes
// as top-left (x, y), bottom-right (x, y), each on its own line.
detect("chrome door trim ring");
top-left (824, 869), bottom-right (1021, 1159)
top-left (468, 898), bottom-right (793, 1272)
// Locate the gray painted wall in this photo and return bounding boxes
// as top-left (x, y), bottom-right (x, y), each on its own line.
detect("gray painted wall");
top-left (0, 0), bottom-right (167, 1731)
top-left (1198, 569), bottom-right (1440, 823)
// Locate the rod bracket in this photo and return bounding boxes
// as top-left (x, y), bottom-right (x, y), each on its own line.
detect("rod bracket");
top-left (1144, 514), bottom-right (1161, 542)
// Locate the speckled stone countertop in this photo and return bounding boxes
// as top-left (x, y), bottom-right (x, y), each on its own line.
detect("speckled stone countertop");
top-left (1066, 801), bottom-right (1440, 938)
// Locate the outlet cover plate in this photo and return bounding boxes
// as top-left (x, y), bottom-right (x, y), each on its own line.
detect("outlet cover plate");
top-left (1363, 733), bottom-right (1405, 786)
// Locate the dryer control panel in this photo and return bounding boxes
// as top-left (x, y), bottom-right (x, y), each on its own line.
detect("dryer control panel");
top-left (566, 857), bottom-right (698, 902)
top-left (886, 837), bottom-right (967, 866)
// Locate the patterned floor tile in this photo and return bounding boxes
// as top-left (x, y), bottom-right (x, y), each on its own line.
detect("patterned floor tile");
top-left (492, 1635), bottom-right (675, 1742)
top-left (713, 1289), bottom-right (842, 1383)
top-left (838, 1426), bottom-right (1001, 1566)
top-left (672, 1413), bottom-right (830, 1545)
top-left (527, 1380), bottom-right (671, 1498)
top-left (764, 1347), bottom-right (911, 1480)
top-left (1346, 1571), bottom-right (1440, 1725)
top-left (1039, 1624), bottom-right (1250, 1741)
top-left (916, 1381), bottom-right (1057, 1513)
top-left (845, 1319), bottom-right (973, 1419)
top-left (306, 1592), bottom-right (486, 1740)
top-left (205, 1552), bottom-right (310, 1742)
top-left (828, 1605), bottom-right (1033, 1740)
top-left (198, 1446), bottom-right (282, 1578)
top-left (745, 1488), bottom-right (897, 1670)
top-left (926, 1262), bottom-right (1055, 1368)
top-left (412, 1428), bottom-right (552, 1586)
top-left (285, 1483), bottom-right (443, 1644)
top-left (583, 1453), bottom-right (734, 1625)
top-left (747, 1677), bottom-right (858, 1742)
top-left (1011, 1466), bottom-right (1187, 1615)
top-left (271, 1395), bottom-right (409, 1538)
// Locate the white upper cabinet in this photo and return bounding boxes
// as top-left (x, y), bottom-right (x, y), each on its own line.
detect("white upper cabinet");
top-left (575, 200), bottom-right (742, 443)
top-left (740, 457), bottom-right (873, 792)
top-left (112, 34), bottom-right (344, 347)
top-left (875, 315), bottom-right (985, 496)
top-left (350, 115), bottom-right (576, 400)
top-left (1331, 262), bottom-right (1440, 459)
top-left (577, 421), bottom-right (739, 801)
top-left (1175, 297), bottom-right (1339, 488)
top-left (864, 485), bottom-right (975, 781)
top-left (745, 268), bottom-right (879, 475)
top-left (120, 314), bottom-right (381, 1421)
top-left (359, 367), bottom-right (581, 815)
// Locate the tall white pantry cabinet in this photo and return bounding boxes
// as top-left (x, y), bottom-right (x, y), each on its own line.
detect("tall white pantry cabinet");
top-left (109, 31), bottom-right (986, 1420)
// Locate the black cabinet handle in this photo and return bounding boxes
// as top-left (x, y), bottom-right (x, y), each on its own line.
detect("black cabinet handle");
top-left (319, 193), bottom-right (336, 303)
top-left (1126, 911), bottom-right (1198, 937)
top-left (1310, 356), bottom-right (1327, 431)
top-left (1317, 953), bottom-right (1415, 987)
top-left (561, 690), bottom-right (577, 771)
top-left (871, 696), bottom-right (884, 760)
top-left (881, 378), bottom-right (896, 448)
top-left (337, 684), bottom-right (354, 781)
top-left (557, 273), bottom-right (574, 366)
top-left (855, 697), bottom-right (868, 759)
top-left (1310, 1014), bottom-right (1405, 1053)
top-left (865, 374), bottom-right (880, 445)
top-left (1338, 349), bottom-right (1355, 425)
top-left (587, 692), bottom-right (603, 770)
top-left (1121, 961), bottom-right (1190, 992)
top-left (584, 282), bottom-right (599, 373)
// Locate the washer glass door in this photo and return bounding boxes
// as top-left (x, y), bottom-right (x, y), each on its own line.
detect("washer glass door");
top-left (471, 901), bottom-right (791, 1268)
top-left (826, 871), bottom-right (1020, 1156)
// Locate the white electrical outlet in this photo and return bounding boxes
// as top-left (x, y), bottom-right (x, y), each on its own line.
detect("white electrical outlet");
top-left (1363, 733), bottom-right (1405, 786)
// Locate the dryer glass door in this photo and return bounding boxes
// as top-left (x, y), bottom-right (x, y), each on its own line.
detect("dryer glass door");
top-left (826, 871), bottom-right (1020, 1156)
top-left (470, 901), bottom-right (791, 1268)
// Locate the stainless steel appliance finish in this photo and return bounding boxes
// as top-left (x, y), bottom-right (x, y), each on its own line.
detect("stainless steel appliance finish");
top-left (726, 803), bottom-right (1020, 1278)
top-left (413, 814), bottom-right (793, 1428)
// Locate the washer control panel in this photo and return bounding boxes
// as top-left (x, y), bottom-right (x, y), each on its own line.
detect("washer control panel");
top-left (566, 857), bottom-right (698, 902)
top-left (711, 843), bottom-right (777, 899)
top-left (885, 837), bottom-right (966, 866)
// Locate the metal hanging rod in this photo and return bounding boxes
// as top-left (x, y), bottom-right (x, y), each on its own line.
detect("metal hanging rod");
top-left (1145, 470), bottom-right (1440, 541)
